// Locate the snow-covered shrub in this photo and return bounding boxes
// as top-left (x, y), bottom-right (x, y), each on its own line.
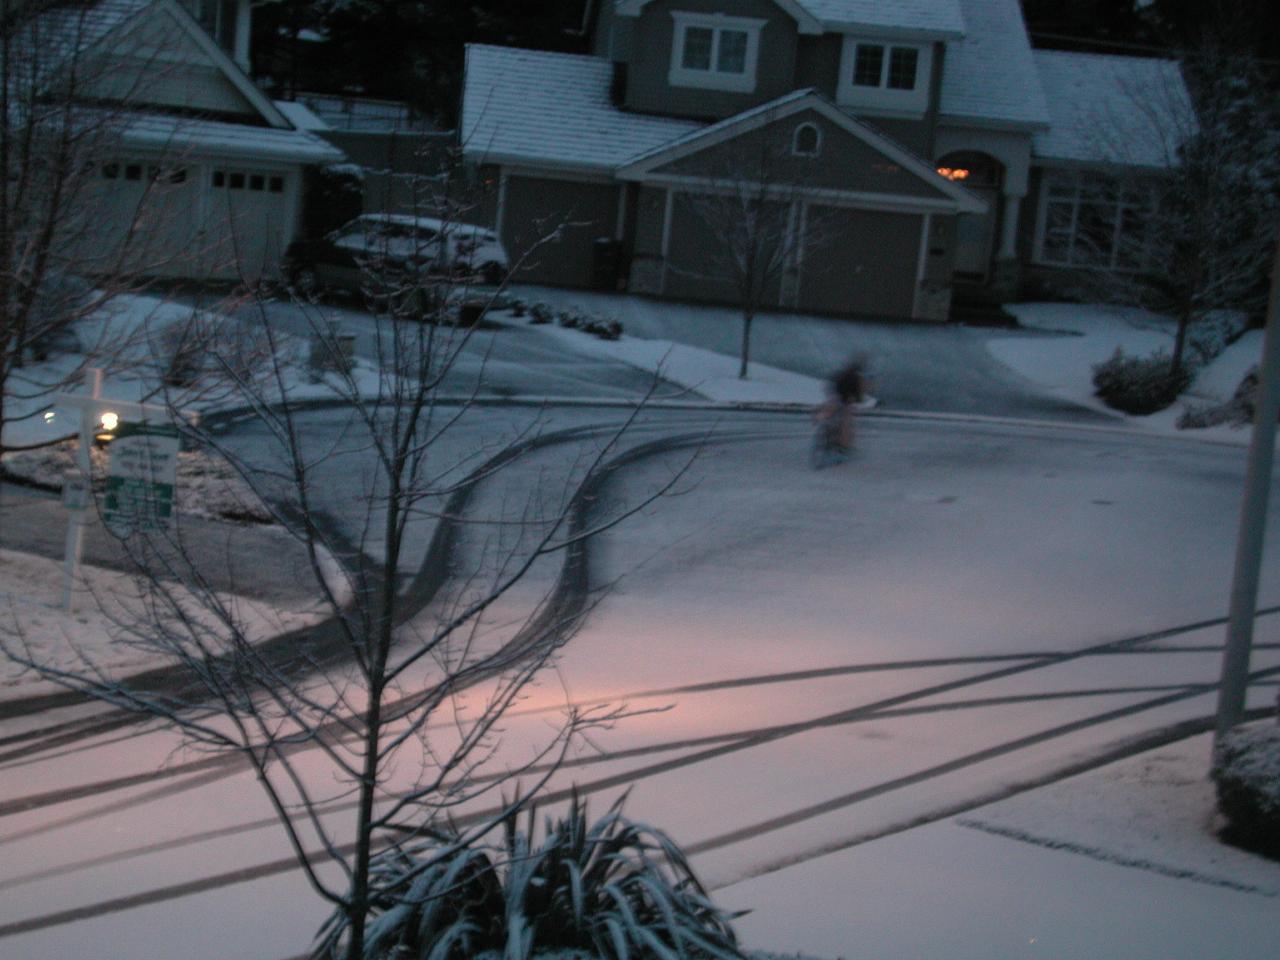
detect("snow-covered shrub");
top-left (316, 793), bottom-right (748, 960)
top-left (1187, 311), bottom-right (1248, 369)
top-left (1092, 347), bottom-right (1191, 415)
top-left (529, 303), bottom-right (553, 324)
top-left (1178, 364), bottom-right (1262, 430)
top-left (558, 310), bottom-right (582, 329)
top-left (1212, 720), bottom-right (1280, 859)
top-left (583, 317), bottom-right (623, 341)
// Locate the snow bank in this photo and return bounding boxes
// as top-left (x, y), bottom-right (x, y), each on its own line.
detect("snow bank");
top-left (0, 548), bottom-right (339, 701)
top-left (960, 732), bottom-right (1280, 898)
top-left (995, 303), bottom-right (1264, 443)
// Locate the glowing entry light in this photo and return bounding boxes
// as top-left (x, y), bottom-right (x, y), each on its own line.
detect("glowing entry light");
top-left (95, 410), bottom-right (121, 444)
top-left (937, 167), bottom-right (970, 181)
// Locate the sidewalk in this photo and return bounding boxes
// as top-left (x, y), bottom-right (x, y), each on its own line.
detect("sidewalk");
top-left (730, 731), bottom-right (1280, 960)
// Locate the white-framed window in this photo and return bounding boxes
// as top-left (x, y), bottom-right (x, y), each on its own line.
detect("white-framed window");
top-left (212, 168), bottom-right (286, 194)
top-left (852, 43), bottom-right (919, 90)
top-left (837, 37), bottom-right (930, 115)
top-left (792, 122), bottom-right (822, 157)
top-left (669, 11), bottom-right (766, 93)
top-left (1034, 169), bottom-right (1153, 271)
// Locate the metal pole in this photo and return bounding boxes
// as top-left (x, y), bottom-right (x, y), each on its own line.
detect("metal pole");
top-left (62, 367), bottom-right (102, 610)
top-left (1215, 229), bottom-right (1280, 742)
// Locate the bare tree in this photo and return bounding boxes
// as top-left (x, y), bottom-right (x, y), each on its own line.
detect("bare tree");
top-left (0, 0), bottom-right (212, 466)
top-left (1, 177), bottom-right (689, 958)
top-left (674, 129), bottom-right (834, 379)
top-left (1059, 44), bottom-right (1279, 377)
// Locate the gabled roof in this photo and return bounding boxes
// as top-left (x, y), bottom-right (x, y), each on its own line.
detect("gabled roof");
top-left (1031, 50), bottom-right (1193, 169)
top-left (8, 0), bottom-right (292, 131)
top-left (938, 0), bottom-right (1049, 130)
top-left (617, 88), bottom-right (987, 213)
top-left (616, 0), bottom-right (966, 39)
top-left (4, 0), bottom-right (150, 84)
top-left (796, 1), bottom-right (965, 38)
top-left (461, 44), bottom-right (701, 173)
top-left (108, 111), bottom-right (345, 164)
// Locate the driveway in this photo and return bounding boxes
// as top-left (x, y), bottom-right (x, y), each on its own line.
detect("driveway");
top-left (508, 284), bottom-right (1119, 421)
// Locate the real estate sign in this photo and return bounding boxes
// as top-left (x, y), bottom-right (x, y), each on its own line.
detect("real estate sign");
top-left (103, 422), bottom-right (179, 537)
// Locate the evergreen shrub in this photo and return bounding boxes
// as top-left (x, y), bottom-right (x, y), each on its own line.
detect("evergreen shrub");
top-left (1092, 348), bottom-right (1191, 414)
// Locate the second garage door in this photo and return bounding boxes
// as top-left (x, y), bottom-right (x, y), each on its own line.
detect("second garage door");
top-left (799, 207), bottom-right (922, 320)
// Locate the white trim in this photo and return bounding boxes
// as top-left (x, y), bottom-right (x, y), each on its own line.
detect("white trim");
top-left (634, 173), bottom-right (972, 216)
top-left (619, 0), bottom-right (822, 34)
top-left (792, 121), bottom-right (822, 157)
top-left (1031, 168), bottom-right (1152, 271)
top-left (836, 36), bottom-right (931, 117)
top-left (668, 12), bottom-right (767, 94)
top-left (616, 92), bottom-right (986, 214)
top-left (157, 0), bottom-right (291, 129)
top-left (912, 212), bottom-right (931, 318)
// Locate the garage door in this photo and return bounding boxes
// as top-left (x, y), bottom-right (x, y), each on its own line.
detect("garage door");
top-left (207, 166), bottom-right (294, 280)
top-left (799, 207), bottom-right (922, 319)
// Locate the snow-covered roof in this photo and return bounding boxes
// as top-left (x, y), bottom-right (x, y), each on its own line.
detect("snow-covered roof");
top-left (461, 44), bottom-right (701, 173)
top-left (616, 1), bottom-right (965, 39)
top-left (4, 0), bottom-right (150, 84)
top-left (112, 112), bottom-right (346, 165)
top-left (274, 99), bottom-right (331, 132)
top-left (1032, 50), bottom-right (1193, 169)
top-left (938, 0), bottom-right (1050, 129)
top-left (796, 0), bottom-right (965, 38)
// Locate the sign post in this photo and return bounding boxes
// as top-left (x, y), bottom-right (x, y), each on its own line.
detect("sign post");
top-left (54, 369), bottom-right (176, 609)
top-left (102, 421), bottom-right (179, 538)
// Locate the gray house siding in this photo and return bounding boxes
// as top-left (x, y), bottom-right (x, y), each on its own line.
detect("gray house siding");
top-left (501, 174), bottom-right (621, 288)
top-left (653, 109), bottom-right (950, 200)
top-left (794, 34), bottom-right (840, 96)
top-left (625, 0), bottom-right (799, 120)
top-left (799, 207), bottom-right (922, 318)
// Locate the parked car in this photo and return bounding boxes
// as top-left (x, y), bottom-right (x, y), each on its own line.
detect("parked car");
top-left (283, 213), bottom-right (509, 306)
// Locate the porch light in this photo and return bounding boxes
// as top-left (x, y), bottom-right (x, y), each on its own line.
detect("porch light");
top-left (937, 166), bottom-right (970, 181)
top-left (96, 410), bottom-right (119, 443)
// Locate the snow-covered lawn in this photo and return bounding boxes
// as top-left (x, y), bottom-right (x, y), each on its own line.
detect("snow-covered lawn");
top-left (0, 547), bottom-right (338, 701)
top-left (995, 302), bottom-right (1261, 441)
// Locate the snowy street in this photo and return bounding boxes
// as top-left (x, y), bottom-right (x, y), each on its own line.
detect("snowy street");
top-left (2, 363), bottom-right (1279, 957)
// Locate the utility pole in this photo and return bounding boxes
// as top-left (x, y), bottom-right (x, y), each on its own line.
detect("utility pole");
top-left (1215, 225), bottom-right (1280, 743)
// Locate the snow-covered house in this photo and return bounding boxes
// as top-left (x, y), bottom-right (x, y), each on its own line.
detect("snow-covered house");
top-left (461, 0), bottom-right (1191, 321)
top-left (25, 0), bottom-right (344, 282)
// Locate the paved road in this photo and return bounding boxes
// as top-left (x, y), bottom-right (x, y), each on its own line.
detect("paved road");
top-left (2, 405), bottom-right (1277, 960)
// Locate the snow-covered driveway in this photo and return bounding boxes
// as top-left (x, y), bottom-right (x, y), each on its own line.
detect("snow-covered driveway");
top-left (2, 405), bottom-right (1278, 959)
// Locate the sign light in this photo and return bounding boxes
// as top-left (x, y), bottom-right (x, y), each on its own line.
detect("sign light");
top-left (937, 167), bottom-right (971, 181)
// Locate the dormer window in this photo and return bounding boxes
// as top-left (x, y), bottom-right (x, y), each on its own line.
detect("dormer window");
top-left (793, 122), bottom-right (822, 157)
top-left (838, 37), bottom-right (931, 116)
top-left (852, 43), bottom-right (919, 91)
top-left (669, 12), bottom-right (766, 93)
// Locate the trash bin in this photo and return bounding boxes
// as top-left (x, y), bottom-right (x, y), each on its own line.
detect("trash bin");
top-left (591, 237), bottom-right (622, 291)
